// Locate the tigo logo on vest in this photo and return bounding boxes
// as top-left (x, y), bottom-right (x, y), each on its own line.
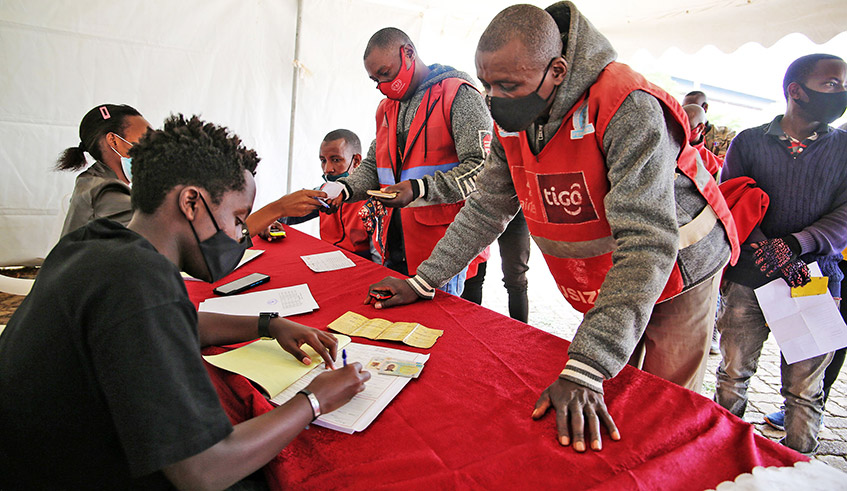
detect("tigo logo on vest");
top-left (537, 172), bottom-right (598, 224)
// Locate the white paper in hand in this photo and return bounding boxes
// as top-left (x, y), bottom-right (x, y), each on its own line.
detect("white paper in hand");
top-left (320, 181), bottom-right (345, 199)
top-left (754, 262), bottom-right (847, 364)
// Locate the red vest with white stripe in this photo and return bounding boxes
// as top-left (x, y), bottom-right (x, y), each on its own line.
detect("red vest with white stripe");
top-left (374, 77), bottom-right (489, 276)
top-left (319, 202), bottom-right (370, 255)
top-left (497, 62), bottom-right (739, 313)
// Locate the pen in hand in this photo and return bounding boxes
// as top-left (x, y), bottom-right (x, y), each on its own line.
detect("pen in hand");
top-left (343, 349), bottom-right (347, 367)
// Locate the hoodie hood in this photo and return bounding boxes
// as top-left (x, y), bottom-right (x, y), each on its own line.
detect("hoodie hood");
top-left (545, 2), bottom-right (617, 123)
top-left (417, 64), bottom-right (476, 94)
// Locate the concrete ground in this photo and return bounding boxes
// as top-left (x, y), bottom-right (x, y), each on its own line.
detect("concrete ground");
top-left (479, 241), bottom-right (847, 473)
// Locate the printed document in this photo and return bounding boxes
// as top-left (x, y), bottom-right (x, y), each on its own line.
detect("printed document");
top-left (754, 263), bottom-right (847, 364)
top-left (301, 250), bottom-right (356, 273)
top-left (272, 342), bottom-right (429, 433)
top-left (328, 311), bottom-right (443, 349)
top-left (203, 336), bottom-right (428, 433)
top-left (199, 284), bottom-right (318, 317)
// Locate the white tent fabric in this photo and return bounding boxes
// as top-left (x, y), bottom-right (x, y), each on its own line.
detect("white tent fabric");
top-left (1, 0), bottom-right (845, 266)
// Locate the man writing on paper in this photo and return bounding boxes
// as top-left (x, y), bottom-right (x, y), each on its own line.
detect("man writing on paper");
top-left (715, 53), bottom-right (847, 455)
top-left (367, 2), bottom-right (737, 453)
top-left (0, 115), bottom-right (370, 489)
top-left (328, 27), bottom-right (492, 295)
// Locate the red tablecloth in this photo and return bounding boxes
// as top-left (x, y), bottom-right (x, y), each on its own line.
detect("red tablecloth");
top-left (188, 228), bottom-right (804, 490)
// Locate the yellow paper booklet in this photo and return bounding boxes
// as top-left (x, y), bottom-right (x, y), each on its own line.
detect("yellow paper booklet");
top-left (790, 276), bottom-right (829, 297)
top-left (328, 311), bottom-right (443, 349)
top-left (203, 334), bottom-right (352, 399)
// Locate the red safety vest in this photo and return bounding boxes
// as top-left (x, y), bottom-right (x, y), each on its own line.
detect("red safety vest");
top-left (693, 140), bottom-right (724, 177)
top-left (374, 77), bottom-right (489, 276)
top-left (498, 62), bottom-right (739, 313)
top-left (319, 202), bottom-right (370, 255)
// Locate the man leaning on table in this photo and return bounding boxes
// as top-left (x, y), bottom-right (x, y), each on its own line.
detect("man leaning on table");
top-left (0, 115), bottom-right (370, 489)
top-left (367, 2), bottom-right (738, 453)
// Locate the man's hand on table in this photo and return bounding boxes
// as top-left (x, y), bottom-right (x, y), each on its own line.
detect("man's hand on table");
top-left (270, 318), bottom-right (339, 368)
top-left (533, 378), bottom-right (620, 452)
top-left (377, 181), bottom-right (415, 208)
top-left (258, 220), bottom-right (285, 242)
top-left (364, 277), bottom-right (420, 309)
top-left (306, 362), bottom-right (371, 414)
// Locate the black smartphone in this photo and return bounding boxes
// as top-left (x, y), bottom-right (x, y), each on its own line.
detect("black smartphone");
top-left (213, 272), bottom-right (270, 296)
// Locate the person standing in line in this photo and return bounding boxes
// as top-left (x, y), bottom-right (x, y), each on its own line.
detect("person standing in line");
top-left (715, 53), bottom-right (847, 455)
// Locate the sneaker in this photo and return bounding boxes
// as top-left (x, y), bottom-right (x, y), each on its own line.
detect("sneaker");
top-left (710, 327), bottom-right (720, 355)
top-left (764, 409), bottom-right (785, 431)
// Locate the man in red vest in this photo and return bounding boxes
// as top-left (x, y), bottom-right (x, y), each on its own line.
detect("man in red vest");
top-left (367, 2), bottom-right (738, 454)
top-left (683, 90), bottom-right (737, 158)
top-left (264, 130), bottom-right (373, 260)
top-left (684, 103), bottom-right (724, 179)
top-left (328, 27), bottom-right (492, 295)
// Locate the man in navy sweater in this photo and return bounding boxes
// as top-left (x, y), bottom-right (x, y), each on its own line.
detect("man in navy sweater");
top-left (716, 53), bottom-right (847, 454)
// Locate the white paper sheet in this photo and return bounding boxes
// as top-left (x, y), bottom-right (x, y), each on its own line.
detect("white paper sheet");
top-left (198, 284), bottom-right (318, 317)
top-left (272, 343), bottom-right (429, 433)
top-left (319, 181), bottom-right (345, 199)
top-left (300, 250), bottom-right (356, 273)
top-left (754, 263), bottom-right (847, 364)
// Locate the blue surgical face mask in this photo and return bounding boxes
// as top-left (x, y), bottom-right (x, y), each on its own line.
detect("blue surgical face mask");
top-left (323, 171), bottom-right (349, 182)
top-left (110, 133), bottom-right (134, 182)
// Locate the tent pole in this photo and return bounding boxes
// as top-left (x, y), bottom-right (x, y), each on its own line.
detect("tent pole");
top-left (285, 0), bottom-right (304, 194)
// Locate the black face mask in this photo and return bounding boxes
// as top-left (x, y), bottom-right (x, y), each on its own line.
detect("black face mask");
top-left (189, 193), bottom-right (252, 283)
top-left (487, 58), bottom-right (557, 133)
top-left (796, 84), bottom-right (847, 124)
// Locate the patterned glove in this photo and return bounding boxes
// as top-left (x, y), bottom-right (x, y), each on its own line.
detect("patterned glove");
top-left (752, 237), bottom-right (797, 277)
top-left (752, 237), bottom-right (810, 287)
top-left (781, 259), bottom-right (812, 288)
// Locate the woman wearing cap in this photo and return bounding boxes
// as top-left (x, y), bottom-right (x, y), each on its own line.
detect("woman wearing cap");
top-left (57, 104), bottom-right (152, 236)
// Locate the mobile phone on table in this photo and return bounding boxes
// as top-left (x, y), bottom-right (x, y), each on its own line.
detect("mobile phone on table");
top-left (213, 272), bottom-right (270, 296)
top-left (268, 224), bottom-right (286, 238)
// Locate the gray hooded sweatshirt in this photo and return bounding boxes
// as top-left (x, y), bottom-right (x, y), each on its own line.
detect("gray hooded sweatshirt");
top-left (410, 1), bottom-right (731, 391)
top-left (339, 64), bottom-right (492, 205)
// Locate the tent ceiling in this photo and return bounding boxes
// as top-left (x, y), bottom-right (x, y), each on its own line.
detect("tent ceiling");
top-left (383, 0), bottom-right (847, 57)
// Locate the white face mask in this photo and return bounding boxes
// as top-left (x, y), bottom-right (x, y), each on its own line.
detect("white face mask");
top-left (110, 133), bottom-right (133, 182)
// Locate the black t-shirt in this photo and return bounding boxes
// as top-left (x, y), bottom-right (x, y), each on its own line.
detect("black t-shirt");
top-left (0, 219), bottom-right (233, 489)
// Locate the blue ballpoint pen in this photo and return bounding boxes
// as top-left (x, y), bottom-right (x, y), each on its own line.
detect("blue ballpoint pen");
top-left (342, 349), bottom-right (347, 367)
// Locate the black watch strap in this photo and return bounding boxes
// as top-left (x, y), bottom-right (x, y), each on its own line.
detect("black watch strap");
top-left (258, 312), bottom-right (279, 339)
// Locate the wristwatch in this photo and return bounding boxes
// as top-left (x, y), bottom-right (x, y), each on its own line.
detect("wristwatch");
top-left (297, 389), bottom-right (321, 421)
top-left (258, 312), bottom-right (279, 339)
